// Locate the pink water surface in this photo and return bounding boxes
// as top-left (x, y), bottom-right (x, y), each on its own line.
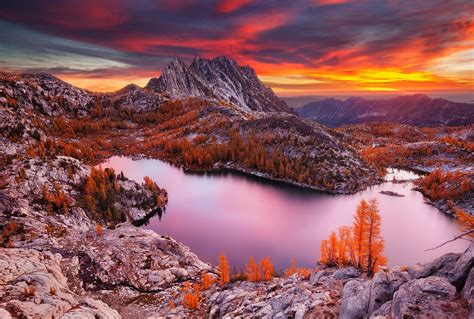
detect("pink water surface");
top-left (104, 156), bottom-right (469, 270)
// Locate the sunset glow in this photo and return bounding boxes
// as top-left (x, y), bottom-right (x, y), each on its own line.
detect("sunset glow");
top-left (0, 0), bottom-right (472, 96)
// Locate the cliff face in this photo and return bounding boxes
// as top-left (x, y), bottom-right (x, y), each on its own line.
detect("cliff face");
top-left (146, 56), bottom-right (292, 113)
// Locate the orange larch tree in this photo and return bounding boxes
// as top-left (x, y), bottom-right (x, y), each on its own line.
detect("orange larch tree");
top-left (337, 226), bottom-right (352, 266)
top-left (365, 199), bottom-right (387, 276)
top-left (218, 254), bottom-right (230, 285)
top-left (456, 209), bottom-right (474, 238)
top-left (353, 199), bottom-right (369, 268)
top-left (261, 257), bottom-right (275, 281)
top-left (319, 198), bottom-right (387, 277)
top-left (319, 239), bottom-right (329, 265)
top-left (328, 231), bottom-right (338, 265)
top-left (284, 257), bottom-right (297, 278)
top-left (245, 257), bottom-right (262, 282)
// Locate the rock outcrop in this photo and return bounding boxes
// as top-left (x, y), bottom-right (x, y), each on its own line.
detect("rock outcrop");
top-left (70, 224), bottom-right (211, 292)
top-left (146, 56), bottom-right (292, 113)
top-left (339, 243), bottom-right (473, 318)
top-left (0, 248), bottom-right (121, 318)
top-left (390, 276), bottom-right (459, 318)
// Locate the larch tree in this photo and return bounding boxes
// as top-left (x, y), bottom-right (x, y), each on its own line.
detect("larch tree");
top-left (337, 226), bottom-right (352, 266)
top-left (319, 240), bottom-right (329, 265)
top-left (365, 198), bottom-right (387, 276)
top-left (456, 209), bottom-right (474, 238)
top-left (328, 231), bottom-right (339, 265)
top-left (353, 199), bottom-right (369, 268)
top-left (284, 257), bottom-right (297, 278)
top-left (319, 198), bottom-right (388, 277)
top-left (245, 257), bottom-right (261, 282)
top-left (218, 254), bottom-right (230, 285)
top-left (261, 257), bottom-right (275, 281)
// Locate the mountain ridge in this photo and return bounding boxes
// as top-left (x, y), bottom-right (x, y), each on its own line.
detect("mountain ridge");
top-left (296, 94), bottom-right (474, 127)
top-left (146, 56), bottom-right (292, 113)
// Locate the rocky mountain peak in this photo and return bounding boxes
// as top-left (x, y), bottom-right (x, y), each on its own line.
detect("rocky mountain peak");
top-left (146, 56), bottom-right (291, 113)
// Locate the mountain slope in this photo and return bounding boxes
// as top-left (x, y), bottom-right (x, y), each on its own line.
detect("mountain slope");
top-left (146, 57), bottom-right (291, 113)
top-left (297, 94), bottom-right (474, 127)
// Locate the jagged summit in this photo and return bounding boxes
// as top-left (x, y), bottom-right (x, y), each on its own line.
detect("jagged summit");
top-left (146, 56), bottom-right (291, 113)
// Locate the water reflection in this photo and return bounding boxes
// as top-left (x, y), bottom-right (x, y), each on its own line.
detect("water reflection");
top-left (103, 156), bottom-right (469, 270)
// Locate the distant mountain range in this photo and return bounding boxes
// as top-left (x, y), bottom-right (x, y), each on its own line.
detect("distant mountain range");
top-left (296, 94), bottom-right (474, 127)
top-left (146, 57), bottom-right (291, 113)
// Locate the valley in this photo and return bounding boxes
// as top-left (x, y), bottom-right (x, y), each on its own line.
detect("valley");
top-left (0, 57), bottom-right (472, 318)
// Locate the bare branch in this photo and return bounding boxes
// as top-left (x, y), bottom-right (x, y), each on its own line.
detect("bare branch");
top-left (425, 229), bottom-right (474, 251)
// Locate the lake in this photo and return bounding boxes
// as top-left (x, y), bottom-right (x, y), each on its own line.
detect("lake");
top-left (103, 156), bottom-right (470, 271)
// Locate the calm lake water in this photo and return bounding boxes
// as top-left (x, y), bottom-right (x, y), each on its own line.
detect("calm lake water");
top-left (103, 156), bottom-right (469, 270)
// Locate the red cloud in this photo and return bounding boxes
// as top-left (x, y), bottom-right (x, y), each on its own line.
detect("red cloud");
top-left (44, 0), bottom-right (129, 29)
top-left (216, 0), bottom-right (252, 13)
top-left (314, 0), bottom-right (352, 5)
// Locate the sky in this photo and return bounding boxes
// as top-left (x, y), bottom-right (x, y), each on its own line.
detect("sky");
top-left (0, 0), bottom-right (473, 98)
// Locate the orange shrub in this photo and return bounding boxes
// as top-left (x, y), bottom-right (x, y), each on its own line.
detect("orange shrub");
top-left (42, 183), bottom-right (71, 214)
top-left (201, 273), bottom-right (217, 290)
top-left (245, 257), bottom-right (261, 282)
top-left (181, 282), bottom-right (200, 309)
top-left (143, 176), bottom-right (159, 191)
top-left (96, 224), bottom-right (103, 238)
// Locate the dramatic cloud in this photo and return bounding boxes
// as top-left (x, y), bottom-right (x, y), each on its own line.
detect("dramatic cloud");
top-left (0, 0), bottom-right (472, 95)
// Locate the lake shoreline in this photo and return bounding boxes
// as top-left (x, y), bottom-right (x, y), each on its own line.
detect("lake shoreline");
top-left (103, 155), bottom-right (469, 269)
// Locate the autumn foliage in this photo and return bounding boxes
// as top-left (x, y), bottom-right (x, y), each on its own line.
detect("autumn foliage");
top-left (244, 256), bottom-right (275, 282)
top-left (95, 223), bottom-right (103, 238)
top-left (284, 258), bottom-right (312, 279)
top-left (416, 169), bottom-right (472, 201)
top-left (319, 198), bottom-right (387, 276)
top-left (456, 209), bottom-right (474, 238)
top-left (42, 183), bottom-right (71, 214)
top-left (218, 254), bottom-right (230, 285)
top-left (143, 176), bottom-right (159, 191)
top-left (181, 282), bottom-right (200, 309)
top-left (84, 167), bottom-right (124, 223)
top-left (201, 273), bottom-right (217, 290)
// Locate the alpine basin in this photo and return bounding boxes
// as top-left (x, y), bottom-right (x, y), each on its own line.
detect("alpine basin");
top-left (103, 156), bottom-right (469, 270)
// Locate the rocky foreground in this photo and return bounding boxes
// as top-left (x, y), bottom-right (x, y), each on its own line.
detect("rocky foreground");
top-left (0, 229), bottom-right (472, 318)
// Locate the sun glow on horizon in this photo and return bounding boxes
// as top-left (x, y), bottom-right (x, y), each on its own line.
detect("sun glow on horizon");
top-left (2, 0), bottom-right (471, 97)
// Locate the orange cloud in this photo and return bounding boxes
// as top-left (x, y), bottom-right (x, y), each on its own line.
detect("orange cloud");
top-left (314, 0), bottom-right (352, 5)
